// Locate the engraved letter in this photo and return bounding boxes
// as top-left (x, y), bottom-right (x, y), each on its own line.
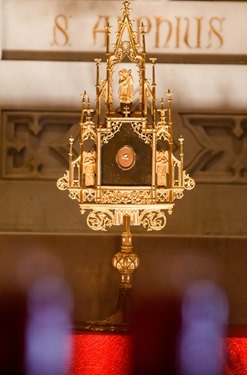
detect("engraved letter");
top-left (197, 17), bottom-right (203, 49)
top-left (154, 17), bottom-right (172, 48)
top-left (51, 14), bottom-right (70, 47)
top-left (93, 16), bottom-right (110, 47)
top-left (175, 17), bottom-right (181, 48)
top-left (208, 17), bottom-right (224, 49)
top-left (184, 17), bottom-right (203, 49)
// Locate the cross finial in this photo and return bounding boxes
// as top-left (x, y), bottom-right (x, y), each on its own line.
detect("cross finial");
top-left (123, 105), bottom-right (131, 117)
top-left (157, 108), bottom-right (167, 123)
top-left (94, 57), bottom-right (101, 64)
top-left (80, 91), bottom-right (88, 104)
top-left (82, 98), bottom-right (94, 120)
top-left (122, 0), bottom-right (131, 16)
top-left (84, 107), bottom-right (94, 117)
top-left (166, 89), bottom-right (173, 102)
top-left (105, 22), bottom-right (112, 34)
top-left (150, 57), bottom-right (157, 64)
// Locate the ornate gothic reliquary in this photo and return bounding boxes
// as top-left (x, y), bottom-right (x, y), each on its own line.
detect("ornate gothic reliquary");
top-left (57, 0), bottom-right (195, 233)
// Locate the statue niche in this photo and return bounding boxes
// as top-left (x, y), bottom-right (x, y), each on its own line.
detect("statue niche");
top-left (156, 150), bottom-right (169, 186)
top-left (83, 151), bottom-right (96, 187)
top-left (118, 69), bottom-right (134, 112)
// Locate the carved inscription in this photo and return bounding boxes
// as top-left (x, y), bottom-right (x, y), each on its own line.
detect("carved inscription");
top-left (51, 14), bottom-right (225, 50)
top-left (96, 15), bottom-right (225, 49)
top-left (93, 15), bottom-right (110, 47)
top-left (51, 14), bottom-right (71, 47)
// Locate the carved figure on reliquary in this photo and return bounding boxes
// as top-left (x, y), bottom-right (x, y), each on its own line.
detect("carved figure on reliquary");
top-left (118, 69), bottom-right (134, 106)
top-left (82, 151), bottom-right (96, 187)
top-left (156, 150), bottom-right (169, 186)
top-left (57, 0), bottom-right (195, 232)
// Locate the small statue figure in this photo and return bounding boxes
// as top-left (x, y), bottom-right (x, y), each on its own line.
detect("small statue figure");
top-left (83, 151), bottom-right (96, 186)
top-left (156, 150), bottom-right (169, 186)
top-left (118, 69), bottom-right (134, 104)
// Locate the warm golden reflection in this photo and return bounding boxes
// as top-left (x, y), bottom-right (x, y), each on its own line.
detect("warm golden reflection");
top-left (57, 0), bottom-right (195, 232)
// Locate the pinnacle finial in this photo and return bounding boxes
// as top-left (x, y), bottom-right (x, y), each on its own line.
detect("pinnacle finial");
top-left (80, 90), bottom-right (88, 103)
top-left (122, 0), bottom-right (131, 16)
top-left (166, 89), bottom-right (173, 101)
top-left (140, 22), bottom-right (146, 34)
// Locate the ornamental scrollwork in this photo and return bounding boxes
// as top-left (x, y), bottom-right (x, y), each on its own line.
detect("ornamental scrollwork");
top-left (131, 122), bottom-right (152, 144)
top-left (56, 0), bottom-right (196, 233)
top-left (111, 45), bottom-right (142, 67)
top-left (156, 127), bottom-right (170, 142)
top-left (113, 252), bottom-right (139, 274)
top-left (87, 210), bottom-right (113, 231)
top-left (128, 51), bottom-right (142, 66)
top-left (56, 171), bottom-right (69, 190)
top-left (81, 121), bottom-right (97, 142)
top-left (174, 190), bottom-right (184, 200)
top-left (83, 189), bottom-right (97, 203)
top-left (156, 189), bottom-right (169, 203)
top-left (140, 210), bottom-right (167, 231)
top-left (101, 190), bottom-right (152, 204)
top-left (101, 122), bottom-right (122, 144)
top-left (69, 190), bottom-right (80, 201)
top-left (111, 55), bottom-right (122, 67)
top-left (184, 174), bottom-right (196, 190)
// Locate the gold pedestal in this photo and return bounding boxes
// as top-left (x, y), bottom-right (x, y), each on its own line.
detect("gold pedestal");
top-left (75, 215), bottom-right (139, 333)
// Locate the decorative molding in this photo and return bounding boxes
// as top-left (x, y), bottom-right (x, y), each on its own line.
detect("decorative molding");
top-left (182, 113), bottom-right (247, 184)
top-left (1, 111), bottom-right (79, 179)
top-left (2, 51), bottom-right (247, 65)
top-left (1, 110), bottom-right (247, 184)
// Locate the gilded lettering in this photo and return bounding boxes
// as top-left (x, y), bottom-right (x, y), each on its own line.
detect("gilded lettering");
top-left (154, 17), bottom-right (172, 48)
top-left (89, 14), bottom-right (225, 52)
top-left (93, 16), bottom-right (110, 47)
top-left (184, 17), bottom-right (203, 49)
top-left (51, 14), bottom-right (70, 47)
top-left (208, 17), bottom-right (225, 49)
top-left (175, 17), bottom-right (181, 48)
top-left (196, 17), bottom-right (203, 48)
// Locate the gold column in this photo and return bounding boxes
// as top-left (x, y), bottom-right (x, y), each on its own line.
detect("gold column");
top-left (112, 214), bottom-right (139, 289)
top-left (94, 58), bottom-right (101, 125)
top-left (166, 90), bottom-right (174, 202)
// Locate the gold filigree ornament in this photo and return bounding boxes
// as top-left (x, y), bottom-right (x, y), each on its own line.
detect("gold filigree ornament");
top-left (57, 0), bottom-right (195, 233)
top-left (57, 0), bottom-right (195, 330)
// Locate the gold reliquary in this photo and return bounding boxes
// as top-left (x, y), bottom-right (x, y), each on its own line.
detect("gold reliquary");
top-left (57, 0), bottom-right (195, 233)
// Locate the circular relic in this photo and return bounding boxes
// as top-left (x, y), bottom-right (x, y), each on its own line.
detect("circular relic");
top-left (116, 146), bottom-right (136, 170)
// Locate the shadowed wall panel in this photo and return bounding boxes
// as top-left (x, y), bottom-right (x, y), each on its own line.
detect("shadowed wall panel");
top-left (0, 233), bottom-right (246, 326)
